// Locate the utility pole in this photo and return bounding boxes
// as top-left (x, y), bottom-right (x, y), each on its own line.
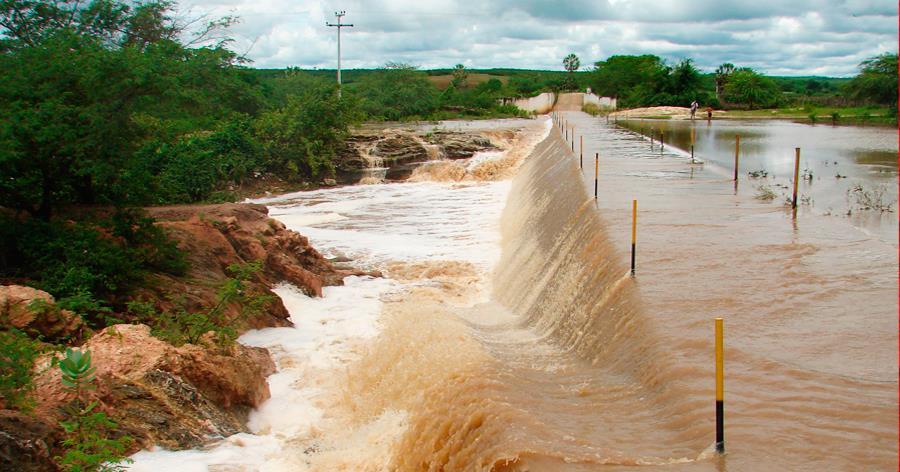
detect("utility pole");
top-left (326, 11), bottom-right (353, 98)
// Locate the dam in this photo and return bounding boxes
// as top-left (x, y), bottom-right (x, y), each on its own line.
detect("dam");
top-left (130, 113), bottom-right (898, 471)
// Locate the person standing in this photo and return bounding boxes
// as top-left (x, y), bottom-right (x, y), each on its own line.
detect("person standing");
top-left (690, 100), bottom-right (699, 120)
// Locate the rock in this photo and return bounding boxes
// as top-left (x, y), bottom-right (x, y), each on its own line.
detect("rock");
top-left (373, 135), bottom-right (431, 166)
top-left (322, 178), bottom-right (337, 186)
top-left (32, 324), bottom-right (276, 452)
top-left (0, 410), bottom-right (58, 472)
top-left (140, 203), bottom-right (375, 332)
top-left (425, 131), bottom-right (496, 159)
top-left (0, 285), bottom-right (87, 343)
top-left (334, 129), bottom-right (496, 180)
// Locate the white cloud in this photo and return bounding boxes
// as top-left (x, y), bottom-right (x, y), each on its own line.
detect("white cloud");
top-left (181, 0), bottom-right (898, 76)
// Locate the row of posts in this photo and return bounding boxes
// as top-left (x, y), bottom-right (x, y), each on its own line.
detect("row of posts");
top-left (549, 111), bottom-right (814, 455)
top-left (631, 124), bottom-right (804, 209)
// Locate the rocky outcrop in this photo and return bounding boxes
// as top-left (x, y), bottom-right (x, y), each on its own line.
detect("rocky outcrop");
top-left (0, 410), bottom-right (58, 472)
top-left (334, 129), bottom-right (496, 181)
top-left (424, 131), bottom-right (495, 159)
top-left (0, 285), bottom-right (87, 343)
top-left (140, 203), bottom-right (375, 332)
top-left (32, 324), bottom-right (276, 451)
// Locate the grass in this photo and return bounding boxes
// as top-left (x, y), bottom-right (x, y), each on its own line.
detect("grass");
top-left (847, 183), bottom-right (895, 212)
top-left (754, 185), bottom-right (777, 201)
top-left (721, 105), bottom-right (896, 125)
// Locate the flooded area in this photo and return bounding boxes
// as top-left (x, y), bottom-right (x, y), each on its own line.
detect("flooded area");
top-left (617, 118), bottom-right (898, 241)
top-left (568, 111), bottom-right (897, 470)
top-left (129, 114), bottom-right (897, 471)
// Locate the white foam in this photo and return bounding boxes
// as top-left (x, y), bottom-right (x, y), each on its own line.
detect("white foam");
top-left (128, 121), bottom-right (549, 470)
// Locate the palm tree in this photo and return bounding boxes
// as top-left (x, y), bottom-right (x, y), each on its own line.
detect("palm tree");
top-left (451, 63), bottom-right (468, 88)
top-left (714, 62), bottom-right (735, 103)
top-left (563, 53), bottom-right (580, 73)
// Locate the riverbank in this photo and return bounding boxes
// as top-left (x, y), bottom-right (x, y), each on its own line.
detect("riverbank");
top-left (1, 203), bottom-right (375, 470)
top-left (607, 105), bottom-right (897, 125)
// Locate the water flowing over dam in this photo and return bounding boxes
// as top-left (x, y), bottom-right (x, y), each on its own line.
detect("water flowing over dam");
top-left (130, 114), bottom-right (897, 471)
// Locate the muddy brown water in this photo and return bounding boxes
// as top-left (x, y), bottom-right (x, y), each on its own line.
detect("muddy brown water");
top-left (131, 115), bottom-right (897, 470)
top-left (357, 114), bottom-right (897, 470)
top-left (617, 117), bottom-right (898, 242)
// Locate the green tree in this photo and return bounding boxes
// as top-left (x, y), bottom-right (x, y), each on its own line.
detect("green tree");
top-left (724, 68), bottom-right (780, 109)
top-left (667, 58), bottom-right (703, 105)
top-left (450, 63), bottom-right (468, 89)
top-left (352, 63), bottom-right (439, 120)
top-left (845, 52), bottom-right (898, 109)
top-left (563, 53), bottom-right (580, 73)
top-left (591, 54), bottom-right (669, 106)
top-left (255, 79), bottom-right (360, 178)
top-left (714, 63), bottom-right (735, 102)
top-left (0, 1), bottom-right (259, 218)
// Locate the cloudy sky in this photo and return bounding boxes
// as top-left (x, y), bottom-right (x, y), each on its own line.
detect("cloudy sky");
top-left (182, 0), bottom-right (897, 76)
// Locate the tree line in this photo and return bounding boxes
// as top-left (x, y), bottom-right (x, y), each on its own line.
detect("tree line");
top-left (585, 53), bottom-right (897, 111)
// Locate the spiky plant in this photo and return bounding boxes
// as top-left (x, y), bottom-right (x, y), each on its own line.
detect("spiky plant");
top-left (59, 348), bottom-right (96, 402)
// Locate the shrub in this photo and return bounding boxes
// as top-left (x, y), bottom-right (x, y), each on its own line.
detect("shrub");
top-left (0, 210), bottom-right (186, 328)
top-left (847, 183), bottom-right (894, 212)
top-left (754, 185), bottom-right (777, 201)
top-left (582, 103), bottom-right (601, 116)
top-left (58, 348), bottom-right (97, 402)
top-left (57, 406), bottom-right (133, 472)
top-left (0, 329), bottom-right (42, 410)
top-left (55, 349), bottom-right (133, 472)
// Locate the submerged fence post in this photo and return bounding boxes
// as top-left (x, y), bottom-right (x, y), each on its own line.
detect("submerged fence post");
top-left (631, 199), bottom-right (637, 276)
top-left (792, 148), bottom-right (801, 209)
top-left (660, 131), bottom-right (664, 154)
top-left (734, 135), bottom-right (740, 181)
top-left (715, 317), bottom-right (725, 453)
top-left (580, 135), bottom-right (583, 170)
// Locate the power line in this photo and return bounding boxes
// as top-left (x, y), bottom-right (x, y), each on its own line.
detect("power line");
top-left (326, 10), bottom-right (353, 98)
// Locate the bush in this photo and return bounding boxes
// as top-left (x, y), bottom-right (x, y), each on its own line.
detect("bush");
top-left (55, 349), bottom-right (133, 472)
top-left (352, 65), bottom-right (440, 121)
top-left (0, 210), bottom-right (186, 327)
top-left (137, 121), bottom-right (263, 204)
top-left (255, 82), bottom-right (359, 179)
top-left (0, 329), bottom-right (42, 410)
top-left (582, 103), bottom-right (601, 116)
top-left (57, 407), bottom-right (133, 472)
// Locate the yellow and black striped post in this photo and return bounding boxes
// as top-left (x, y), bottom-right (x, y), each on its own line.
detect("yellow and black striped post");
top-left (630, 199), bottom-right (637, 276)
top-left (734, 135), bottom-right (740, 181)
top-left (792, 148), bottom-right (801, 209)
top-left (715, 317), bottom-right (724, 453)
top-left (593, 153), bottom-right (599, 199)
top-left (580, 135), bottom-right (584, 170)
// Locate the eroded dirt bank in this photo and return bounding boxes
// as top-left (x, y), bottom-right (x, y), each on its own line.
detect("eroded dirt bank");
top-left (1, 203), bottom-right (374, 470)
